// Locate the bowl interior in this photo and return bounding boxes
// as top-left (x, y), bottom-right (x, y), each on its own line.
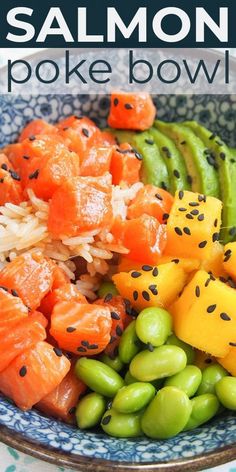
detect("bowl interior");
top-left (0, 93), bottom-right (236, 468)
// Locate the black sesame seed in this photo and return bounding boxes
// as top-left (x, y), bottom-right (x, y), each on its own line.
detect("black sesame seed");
top-left (229, 227), bottom-right (236, 237)
top-left (189, 202), bottom-right (199, 207)
top-left (11, 289), bottom-right (19, 297)
top-left (171, 259), bottom-right (180, 264)
top-left (173, 169), bottom-right (180, 178)
top-left (142, 291), bottom-right (150, 301)
top-left (104, 293), bottom-right (113, 303)
top-left (219, 276), bottom-right (227, 283)
top-left (19, 366), bottom-right (27, 377)
top-left (0, 178), bottom-right (4, 184)
top-left (187, 175), bottom-right (193, 185)
top-left (198, 195), bottom-right (206, 202)
top-left (179, 190), bottom-right (184, 200)
top-left (219, 152), bottom-right (226, 161)
top-left (107, 400), bottom-right (113, 409)
top-left (81, 340), bottom-right (89, 347)
top-left (88, 344), bottom-right (99, 350)
top-left (216, 140), bottom-right (223, 146)
top-left (116, 325), bottom-right (123, 337)
top-left (207, 304), bottom-right (216, 313)
top-left (180, 141), bottom-right (186, 145)
top-left (227, 277), bottom-right (236, 289)
top-left (209, 273), bottom-right (216, 281)
top-left (207, 155), bottom-right (216, 167)
top-left (155, 193), bottom-right (163, 201)
top-left (178, 207), bottom-right (187, 212)
top-left (183, 227), bottom-right (191, 236)
top-left (125, 103), bottom-right (133, 110)
top-left (102, 415), bottom-right (111, 425)
top-left (149, 284), bottom-right (158, 295)
top-left (231, 159), bottom-right (236, 163)
top-left (82, 128), bottom-right (89, 138)
top-left (209, 133), bottom-right (216, 140)
top-left (23, 155), bottom-right (30, 160)
top-left (147, 343), bottom-right (154, 352)
top-left (152, 267), bottom-right (158, 277)
top-left (29, 135), bottom-right (36, 141)
top-left (66, 326), bottom-right (76, 333)
top-left (186, 213), bottom-right (194, 220)
top-left (162, 213), bottom-right (169, 221)
top-left (114, 98), bottom-right (119, 106)
top-left (133, 290), bottom-right (138, 301)
top-left (1, 163), bottom-right (7, 171)
top-left (134, 152), bottom-right (143, 161)
top-left (220, 312), bottom-right (231, 321)
top-left (145, 138), bottom-right (154, 145)
top-left (198, 214), bottom-right (205, 222)
top-left (111, 311), bottom-right (120, 320)
top-left (162, 146), bottom-right (169, 152)
top-left (5, 257), bottom-right (10, 263)
top-left (161, 182), bottom-right (168, 191)
top-left (174, 227), bottom-right (183, 236)
top-left (214, 219), bottom-right (218, 228)
top-left (109, 335), bottom-right (116, 344)
top-left (224, 250), bottom-right (232, 263)
top-left (212, 232), bottom-right (220, 242)
top-left (63, 126), bottom-right (69, 131)
top-left (205, 278), bottom-right (211, 287)
top-left (195, 286), bottom-right (200, 298)
top-left (0, 286), bottom-right (8, 292)
top-left (199, 241), bottom-right (207, 249)
top-left (131, 271), bottom-right (142, 278)
top-left (77, 347), bottom-right (86, 353)
top-left (29, 169), bottom-right (39, 180)
top-left (229, 342), bottom-right (236, 347)
top-left (142, 265), bottom-right (153, 271)
top-left (53, 347), bottom-right (63, 357)
top-left (9, 170), bottom-right (21, 181)
top-left (68, 406), bottom-right (76, 415)
top-left (190, 209), bottom-right (199, 216)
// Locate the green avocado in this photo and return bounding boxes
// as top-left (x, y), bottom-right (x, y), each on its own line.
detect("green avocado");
top-left (185, 121), bottom-right (236, 243)
top-left (155, 121), bottom-right (220, 198)
top-left (149, 127), bottom-right (190, 193)
top-left (109, 129), bottom-right (170, 191)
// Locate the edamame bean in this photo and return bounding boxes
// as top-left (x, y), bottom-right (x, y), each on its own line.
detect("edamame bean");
top-left (97, 282), bottom-right (118, 298)
top-left (75, 358), bottom-right (124, 397)
top-left (166, 334), bottom-right (195, 364)
top-left (215, 377), bottom-right (236, 410)
top-left (184, 394), bottom-right (219, 431)
top-left (113, 382), bottom-right (156, 413)
top-left (99, 353), bottom-right (124, 372)
top-left (164, 365), bottom-right (202, 397)
top-left (101, 408), bottom-right (142, 438)
top-left (136, 307), bottom-right (172, 347)
top-left (76, 393), bottom-right (106, 429)
top-left (141, 386), bottom-right (192, 439)
top-left (130, 345), bottom-right (187, 382)
top-left (119, 320), bottom-right (142, 364)
top-left (124, 371), bottom-right (139, 385)
top-left (197, 364), bottom-right (228, 395)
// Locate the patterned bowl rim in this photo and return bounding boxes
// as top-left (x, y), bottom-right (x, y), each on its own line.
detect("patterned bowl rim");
top-left (0, 423), bottom-right (236, 471)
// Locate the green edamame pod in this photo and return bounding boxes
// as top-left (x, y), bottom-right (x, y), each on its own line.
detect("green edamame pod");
top-left (136, 307), bottom-right (172, 347)
top-left (164, 365), bottom-right (202, 397)
top-left (97, 282), bottom-right (118, 298)
top-left (99, 353), bottom-right (124, 372)
top-left (215, 376), bottom-right (236, 410)
top-left (101, 408), bottom-right (142, 438)
top-left (76, 393), bottom-right (106, 429)
top-left (197, 364), bottom-right (228, 395)
top-left (130, 345), bottom-right (187, 381)
top-left (75, 358), bottom-right (124, 397)
top-left (184, 394), bottom-right (219, 431)
top-left (141, 386), bottom-right (192, 439)
top-left (112, 382), bottom-right (156, 413)
top-left (166, 334), bottom-right (195, 364)
top-left (119, 320), bottom-right (142, 364)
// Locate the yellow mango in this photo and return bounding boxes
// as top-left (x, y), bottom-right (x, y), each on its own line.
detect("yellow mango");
top-left (171, 270), bottom-right (236, 358)
top-left (223, 242), bottom-right (236, 280)
top-left (118, 255), bottom-right (200, 274)
top-left (217, 348), bottom-right (236, 376)
top-left (201, 242), bottom-right (226, 278)
top-left (113, 262), bottom-right (187, 312)
top-left (165, 190), bottom-right (222, 260)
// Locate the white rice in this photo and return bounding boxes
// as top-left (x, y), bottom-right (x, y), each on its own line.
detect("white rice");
top-left (0, 182), bottom-right (143, 298)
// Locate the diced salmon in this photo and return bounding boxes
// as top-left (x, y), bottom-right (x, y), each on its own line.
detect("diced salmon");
top-left (110, 143), bottom-right (142, 186)
top-left (57, 116), bottom-right (102, 158)
top-left (0, 154), bottom-right (24, 206)
top-left (0, 288), bottom-right (28, 330)
top-left (52, 265), bottom-right (70, 290)
top-left (80, 147), bottom-right (112, 177)
top-left (0, 251), bottom-right (54, 311)
top-left (48, 175), bottom-right (113, 238)
top-left (127, 185), bottom-right (174, 223)
top-left (3, 144), bottom-right (25, 174)
top-left (36, 364), bottom-right (86, 424)
top-left (40, 284), bottom-right (87, 318)
top-left (101, 131), bottom-right (116, 146)
top-left (108, 92), bottom-right (156, 131)
top-left (19, 119), bottom-right (57, 142)
top-left (0, 313), bottom-right (46, 373)
top-left (50, 302), bottom-right (112, 355)
top-left (0, 154), bottom-right (14, 170)
top-left (0, 341), bottom-right (70, 410)
top-left (111, 215), bottom-right (167, 264)
top-left (20, 135), bottom-right (80, 200)
top-left (30, 310), bottom-right (48, 329)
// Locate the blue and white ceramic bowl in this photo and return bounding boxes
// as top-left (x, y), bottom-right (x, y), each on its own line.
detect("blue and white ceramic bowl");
top-left (0, 54), bottom-right (236, 471)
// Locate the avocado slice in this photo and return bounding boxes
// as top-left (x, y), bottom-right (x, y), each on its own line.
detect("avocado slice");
top-left (149, 127), bottom-right (190, 193)
top-left (109, 129), bottom-right (170, 191)
top-left (155, 121), bottom-right (220, 198)
top-left (184, 121), bottom-right (236, 243)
